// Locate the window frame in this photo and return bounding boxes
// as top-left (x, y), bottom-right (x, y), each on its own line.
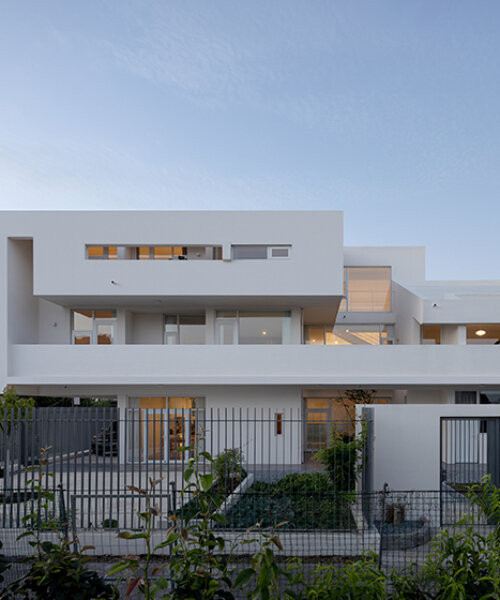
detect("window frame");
top-left (71, 309), bottom-right (117, 345)
top-left (164, 314), bottom-right (206, 345)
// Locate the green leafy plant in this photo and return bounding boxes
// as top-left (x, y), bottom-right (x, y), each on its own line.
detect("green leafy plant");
top-left (180, 448), bottom-right (248, 521)
top-left (224, 473), bottom-right (353, 530)
top-left (315, 425), bottom-right (367, 492)
top-left (467, 474), bottom-right (500, 533)
top-left (158, 437), bottom-right (238, 600)
top-left (274, 554), bottom-right (387, 600)
top-left (213, 448), bottom-right (247, 492)
top-left (0, 385), bottom-right (35, 433)
top-left (235, 523), bottom-right (287, 600)
top-left (5, 447), bottom-right (117, 599)
top-left (108, 476), bottom-right (169, 599)
top-left (0, 540), bottom-right (11, 586)
top-left (4, 540), bottom-right (119, 599)
top-left (419, 519), bottom-right (500, 599)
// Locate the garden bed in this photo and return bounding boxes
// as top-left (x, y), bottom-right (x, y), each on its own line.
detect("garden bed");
top-left (221, 473), bottom-right (355, 531)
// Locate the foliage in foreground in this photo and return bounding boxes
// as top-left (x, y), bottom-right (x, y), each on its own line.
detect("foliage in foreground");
top-left (2, 437), bottom-right (500, 599)
top-left (3, 447), bottom-right (118, 599)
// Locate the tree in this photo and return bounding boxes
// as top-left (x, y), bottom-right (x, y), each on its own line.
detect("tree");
top-left (0, 385), bottom-right (35, 489)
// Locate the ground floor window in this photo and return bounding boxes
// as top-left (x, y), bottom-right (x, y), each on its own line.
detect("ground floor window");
top-left (127, 397), bottom-right (205, 462)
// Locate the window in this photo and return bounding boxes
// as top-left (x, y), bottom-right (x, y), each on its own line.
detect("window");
top-left (422, 325), bottom-right (441, 344)
top-left (87, 246), bottom-right (118, 260)
top-left (466, 324), bottom-right (500, 345)
top-left (231, 245), bottom-right (291, 260)
top-left (275, 413), bottom-right (283, 435)
top-left (86, 245), bottom-right (222, 260)
top-left (304, 324), bottom-right (393, 345)
top-left (339, 267), bottom-right (391, 312)
top-left (138, 246), bottom-right (187, 260)
top-left (72, 310), bottom-right (116, 344)
top-left (165, 315), bottom-right (205, 344)
top-left (215, 310), bottom-right (291, 344)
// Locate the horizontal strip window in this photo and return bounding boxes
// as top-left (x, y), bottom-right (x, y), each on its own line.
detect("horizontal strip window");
top-left (231, 245), bottom-right (291, 260)
top-left (86, 245), bottom-right (222, 260)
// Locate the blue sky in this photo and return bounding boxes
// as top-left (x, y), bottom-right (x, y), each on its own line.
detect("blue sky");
top-left (1, 1), bottom-right (499, 280)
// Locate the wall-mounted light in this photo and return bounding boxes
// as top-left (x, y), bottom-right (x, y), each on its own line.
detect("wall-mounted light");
top-left (111, 280), bottom-right (118, 285)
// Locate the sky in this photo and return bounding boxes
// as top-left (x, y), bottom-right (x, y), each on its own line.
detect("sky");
top-left (0, 1), bottom-right (499, 280)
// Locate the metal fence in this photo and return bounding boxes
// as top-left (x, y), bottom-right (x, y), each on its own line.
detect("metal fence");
top-left (441, 416), bottom-right (500, 491)
top-left (0, 408), bottom-right (496, 577)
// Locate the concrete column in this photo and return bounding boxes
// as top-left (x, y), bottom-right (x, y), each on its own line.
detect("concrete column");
top-left (206, 309), bottom-right (216, 344)
top-left (441, 325), bottom-right (466, 345)
top-left (290, 307), bottom-right (302, 344)
top-left (115, 309), bottom-right (127, 345)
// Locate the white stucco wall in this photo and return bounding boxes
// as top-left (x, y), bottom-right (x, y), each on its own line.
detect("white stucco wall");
top-left (368, 404), bottom-right (500, 491)
top-left (0, 211), bottom-right (344, 300)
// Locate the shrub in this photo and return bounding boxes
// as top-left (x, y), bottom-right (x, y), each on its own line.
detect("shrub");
top-left (278, 555), bottom-right (387, 600)
top-left (4, 540), bottom-right (119, 599)
top-left (316, 427), bottom-right (366, 492)
top-left (213, 448), bottom-right (247, 491)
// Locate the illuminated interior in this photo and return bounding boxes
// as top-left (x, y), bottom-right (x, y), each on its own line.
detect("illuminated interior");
top-left (339, 266), bottom-right (391, 312)
top-left (466, 324), bottom-right (500, 345)
top-left (305, 324), bottom-right (392, 345)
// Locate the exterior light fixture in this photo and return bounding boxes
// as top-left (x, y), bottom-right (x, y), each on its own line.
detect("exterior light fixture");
top-left (475, 329), bottom-right (486, 336)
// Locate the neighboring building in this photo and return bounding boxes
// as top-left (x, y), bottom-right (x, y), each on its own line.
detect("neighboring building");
top-left (1, 210), bottom-right (499, 465)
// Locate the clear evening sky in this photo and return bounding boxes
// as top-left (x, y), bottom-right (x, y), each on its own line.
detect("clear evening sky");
top-left (1, 1), bottom-right (499, 280)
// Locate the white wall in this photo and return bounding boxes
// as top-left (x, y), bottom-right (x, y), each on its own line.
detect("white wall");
top-left (38, 300), bottom-right (70, 344)
top-left (343, 246), bottom-right (426, 285)
top-left (393, 283), bottom-right (422, 344)
top-left (0, 211), bottom-right (344, 300)
top-left (119, 385), bottom-right (303, 465)
top-left (130, 313), bottom-right (163, 344)
top-left (7, 239), bottom-right (38, 345)
top-left (368, 404), bottom-right (500, 490)
top-left (10, 344), bottom-right (500, 388)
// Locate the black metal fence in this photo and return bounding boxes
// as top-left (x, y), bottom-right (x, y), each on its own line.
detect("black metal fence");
top-left (441, 416), bottom-right (500, 491)
top-left (0, 408), bottom-right (497, 577)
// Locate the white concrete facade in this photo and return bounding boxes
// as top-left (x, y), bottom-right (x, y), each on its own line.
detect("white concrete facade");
top-left (1, 210), bottom-right (499, 469)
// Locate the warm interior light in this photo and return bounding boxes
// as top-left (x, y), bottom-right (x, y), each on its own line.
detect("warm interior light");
top-left (334, 341), bottom-right (339, 344)
top-left (475, 329), bottom-right (486, 336)
top-left (345, 329), bottom-right (350, 332)
top-left (261, 331), bottom-right (267, 336)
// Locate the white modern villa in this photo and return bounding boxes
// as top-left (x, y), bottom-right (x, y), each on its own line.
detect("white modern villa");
top-left (0, 210), bottom-right (499, 485)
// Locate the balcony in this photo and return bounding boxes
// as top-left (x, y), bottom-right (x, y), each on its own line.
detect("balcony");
top-left (8, 344), bottom-right (500, 387)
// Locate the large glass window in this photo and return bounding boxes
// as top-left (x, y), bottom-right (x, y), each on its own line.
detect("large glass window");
top-left (215, 311), bottom-right (291, 344)
top-left (304, 324), bottom-right (393, 345)
top-left (72, 310), bottom-right (116, 344)
top-left (339, 267), bottom-right (391, 312)
top-left (165, 315), bottom-right (205, 344)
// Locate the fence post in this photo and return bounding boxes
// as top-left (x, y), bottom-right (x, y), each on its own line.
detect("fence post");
top-left (378, 482), bottom-right (389, 569)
